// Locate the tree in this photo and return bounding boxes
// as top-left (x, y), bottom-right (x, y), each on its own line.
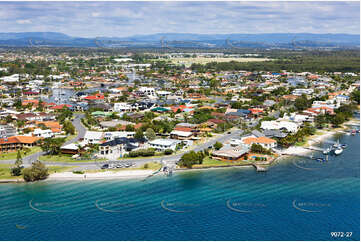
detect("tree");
top-left (250, 143), bottom-right (272, 155)
top-left (11, 150), bottom-right (23, 176)
top-left (134, 129), bottom-right (144, 140)
top-left (125, 124), bottom-right (135, 131)
top-left (63, 120), bottom-right (75, 135)
top-left (15, 150), bottom-right (22, 167)
top-left (351, 89), bottom-right (360, 104)
top-left (23, 161), bottom-right (49, 182)
top-left (145, 128), bottom-right (156, 141)
top-left (214, 141), bottom-right (223, 150)
top-left (178, 151), bottom-right (205, 168)
top-left (332, 113), bottom-right (345, 127)
top-left (294, 94), bottom-right (310, 111)
top-left (40, 138), bottom-right (65, 155)
top-left (164, 149), bottom-right (173, 155)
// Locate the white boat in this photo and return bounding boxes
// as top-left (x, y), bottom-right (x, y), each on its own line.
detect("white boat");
top-left (334, 147), bottom-right (343, 155)
top-left (333, 139), bottom-right (340, 148)
top-left (323, 147), bottom-right (331, 155)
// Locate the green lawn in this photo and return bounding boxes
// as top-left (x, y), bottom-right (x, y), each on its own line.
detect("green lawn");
top-left (0, 164), bottom-right (15, 180)
top-left (0, 164), bottom-right (75, 180)
top-left (0, 146), bottom-right (42, 161)
top-left (39, 155), bottom-right (106, 163)
top-left (192, 157), bottom-right (252, 168)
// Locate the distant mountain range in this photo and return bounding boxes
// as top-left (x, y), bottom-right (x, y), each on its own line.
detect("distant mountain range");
top-left (0, 32), bottom-right (359, 48)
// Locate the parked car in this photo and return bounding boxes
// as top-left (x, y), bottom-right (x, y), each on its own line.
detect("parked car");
top-left (101, 164), bottom-right (109, 169)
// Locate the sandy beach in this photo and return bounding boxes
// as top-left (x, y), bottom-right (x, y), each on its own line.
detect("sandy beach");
top-left (48, 169), bottom-right (155, 180)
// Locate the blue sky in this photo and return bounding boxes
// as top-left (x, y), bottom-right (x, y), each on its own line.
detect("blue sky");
top-left (0, 1), bottom-right (359, 37)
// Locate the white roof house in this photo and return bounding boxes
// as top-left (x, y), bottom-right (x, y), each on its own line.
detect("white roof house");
top-left (113, 102), bottom-right (135, 112)
top-left (32, 128), bottom-right (54, 138)
top-left (83, 131), bottom-right (104, 144)
top-left (292, 89), bottom-right (314, 96)
top-left (149, 139), bottom-right (179, 151)
top-left (261, 120), bottom-right (300, 133)
top-left (170, 130), bottom-right (193, 138)
top-left (312, 100), bottom-right (340, 109)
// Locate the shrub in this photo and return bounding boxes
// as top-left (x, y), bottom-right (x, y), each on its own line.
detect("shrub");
top-left (11, 166), bottom-right (22, 176)
top-left (214, 142), bottom-right (223, 150)
top-left (72, 170), bottom-right (84, 174)
top-left (164, 149), bottom-right (173, 155)
top-left (23, 161), bottom-right (49, 182)
top-left (129, 148), bottom-right (156, 157)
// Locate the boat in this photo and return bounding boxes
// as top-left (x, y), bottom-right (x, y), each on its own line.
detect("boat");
top-left (351, 130), bottom-right (356, 135)
top-left (341, 144), bottom-right (348, 149)
top-left (323, 147), bottom-right (331, 155)
top-left (333, 139), bottom-right (340, 148)
top-left (316, 158), bottom-right (325, 162)
top-left (334, 147), bottom-right (343, 155)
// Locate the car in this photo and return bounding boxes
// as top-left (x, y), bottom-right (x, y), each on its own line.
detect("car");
top-left (208, 146), bottom-right (213, 149)
top-left (227, 131), bottom-right (231, 134)
top-left (101, 164), bottom-right (109, 169)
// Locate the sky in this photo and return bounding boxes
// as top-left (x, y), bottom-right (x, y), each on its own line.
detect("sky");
top-left (0, 1), bottom-right (359, 37)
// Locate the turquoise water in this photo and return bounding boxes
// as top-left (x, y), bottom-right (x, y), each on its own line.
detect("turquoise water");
top-left (0, 133), bottom-right (359, 241)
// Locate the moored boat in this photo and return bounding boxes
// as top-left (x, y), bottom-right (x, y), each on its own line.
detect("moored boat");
top-left (334, 147), bottom-right (343, 155)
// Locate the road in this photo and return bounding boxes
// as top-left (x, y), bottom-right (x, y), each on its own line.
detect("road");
top-left (40, 129), bottom-right (244, 170)
top-left (0, 114), bottom-right (86, 167)
top-left (63, 114), bottom-right (86, 146)
top-left (1, 117), bottom-right (242, 170)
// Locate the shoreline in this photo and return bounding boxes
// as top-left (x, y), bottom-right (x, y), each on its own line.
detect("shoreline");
top-left (0, 120), bottom-right (358, 183)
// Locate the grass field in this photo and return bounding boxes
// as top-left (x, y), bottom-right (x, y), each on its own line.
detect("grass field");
top-left (39, 155), bottom-right (106, 163)
top-left (0, 164), bottom-right (14, 180)
top-left (192, 157), bottom-right (252, 168)
top-left (0, 147), bottom-right (42, 161)
top-left (0, 164), bottom-right (74, 180)
top-left (168, 57), bottom-right (272, 67)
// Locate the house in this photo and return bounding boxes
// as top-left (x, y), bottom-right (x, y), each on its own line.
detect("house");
top-left (138, 87), bottom-right (156, 99)
top-left (50, 104), bottom-right (72, 110)
top-left (113, 102), bottom-right (136, 112)
top-left (292, 89), bottom-right (314, 96)
top-left (148, 139), bottom-right (179, 151)
top-left (312, 100), bottom-right (340, 109)
top-left (84, 93), bottom-right (105, 101)
top-left (242, 136), bottom-right (277, 149)
top-left (170, 130), bottom-right (193, 140)
top-left (212, 145), bottom-right (249, 161)
top-left (60, 143), bottom-right (84, 155)
top-left (261, 120), bottom-right (299, 133)
top-left (35, 121), bottom-right (62, 133)
top-left (32, 128), bottom-right (54, 138)
top-left (335, 95), bottom-right (350, 104)
top-left (98, 137), bottom-right (138, 159)
top-left (175, 123), bottom-right (198, 129)
top-left (0, 136), bottom-right (40, 153)
top-left (206, 119), bottom-right (226, 129)
top-left (83, 131), bottom-right (104, 144)
top-left (103, 131), bottom-right (135, 140)
top-left (0, 125), bottom-right (17, 138)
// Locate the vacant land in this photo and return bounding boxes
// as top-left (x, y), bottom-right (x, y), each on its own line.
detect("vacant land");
top-left (167, 57), bottom-right (272, 67)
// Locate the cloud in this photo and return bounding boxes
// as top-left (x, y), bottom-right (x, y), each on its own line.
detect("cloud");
top-left (16, 19), bottom-right (32, 24)
top-left (0, 1), bottom-right (358, 37)
top-left (91, 12), bottom-right (100, 17)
